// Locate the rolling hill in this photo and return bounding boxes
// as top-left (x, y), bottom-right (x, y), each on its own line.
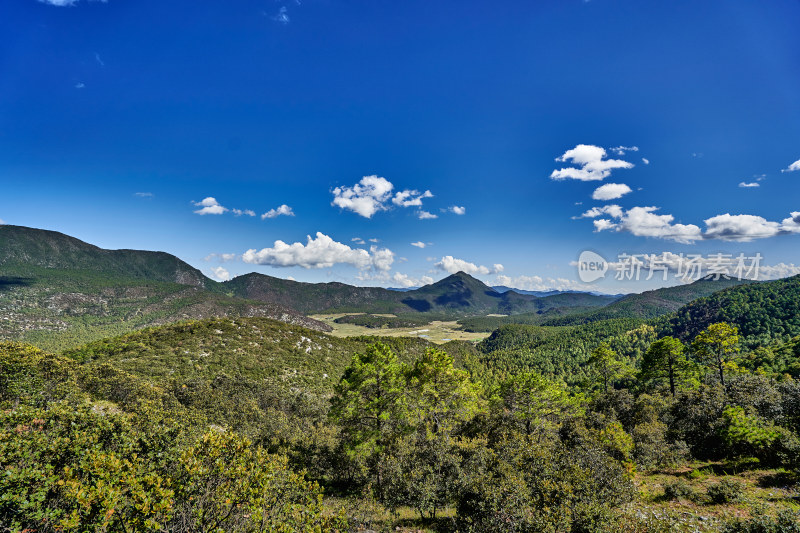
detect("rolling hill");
top-left (0, 225), bottom-right (329, 351)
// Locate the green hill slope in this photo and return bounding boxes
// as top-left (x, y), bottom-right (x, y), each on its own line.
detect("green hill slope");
top-left (539, 276), bottom-right (747, 326)
top-left (0, 226), bottom-right (328, 350)
top-left (663, 274), bottom-right (800, 349)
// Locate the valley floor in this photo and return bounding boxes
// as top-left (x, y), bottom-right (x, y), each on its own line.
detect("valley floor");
top-left (310, 313), bottom-right (491, 343)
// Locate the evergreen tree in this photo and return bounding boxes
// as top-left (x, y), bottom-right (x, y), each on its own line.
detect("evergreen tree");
top-left (641, 336), bottom-right (687, 397)
top-left (692, 322), bottom-right (740, 386)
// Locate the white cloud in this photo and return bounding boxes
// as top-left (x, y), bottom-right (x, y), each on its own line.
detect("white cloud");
top-left (418, 210), bottom-right (438, 220)
top-left (782, 159), bottom-right (800, 173)
top-left (369, 238), bottom-right (380, 243)
top-left (233, 208), bottom-right (256, 217)
top-left (210, 267), bottom-right (231, 281)
top-left (550, 144), bottom-right (634, 181)
top-left (261, 204), bottom-right (294, 219)
top-left (610, 146), bottom-right (639, 156)
top-left (703, 214), bottom-right (783, 242)
top-left (392, 272), bottom-right (434, 288)
top-left (738, 182), bottom-right (760, 188)
top-left (351, 237), bottom-right (366, 245)
top-left (449, 206), bottom-right (466, 215)
top-left (642, 158), bottom-right (650, 165)
top-left (39, 0), bottom-right (79, 5)
top-left (586, 206), bottom-right (800, 243)
top-left (435, 256), bottom-right (503, 276)
top-left (193, 197), bottom-right (228, 215)
top-left (242, 232), bottom-right (394, 271)
top-left (74, 82), bottom-right (85, 89)
top-left (392, 189), bottom-right (433, 207)
top-left (592, 206), bottom-right (703, 243)
top-left (576, 204), bottom-right (624, 219)
top-left (496, 274), bottom-right (593, 292)
top-left (134, 192), bottom-right (153, 198)
top-left (592, 183), bottom-right (632, 201)
top-left (204, 253), bottom-right (237, 262)
top-left (332, 175), bottom-right (394, 218)
top-left (411, 241), bottom-right (427, 248)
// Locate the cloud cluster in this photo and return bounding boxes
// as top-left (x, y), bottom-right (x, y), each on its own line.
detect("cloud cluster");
top-left (233, 209), bottom-right (256, 217)
top-left (449, 206), bottom-right (466, 215)
top-left (262, 204), bottom-right (294, 219)
top-left (586, 205), bottom-right (702, 243)
top-left (551, 144), bottom-right (634, 181)
top-left (332, 176), bottom-right (395, 218)
top-left (584, 204), bottom-right (800, 243)
top-left (332, 175), bottom-right (440, 219)
top-left (193, 197), bottom-right (228, 215)
top-left (393, 189), bottom-right (433, 207)
top-left (435, 256), bottom-right (503, 276)
top-left (242, 232), bottom-right (394, 271)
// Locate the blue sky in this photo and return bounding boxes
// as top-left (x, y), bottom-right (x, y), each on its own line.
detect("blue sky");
top-left (1, 0), bottom-right (799, 293)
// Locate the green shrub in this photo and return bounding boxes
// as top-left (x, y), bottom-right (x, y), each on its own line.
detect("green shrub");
top-left (662, 479), bottom-right (697, 501)
top-left (707, 478), bottom-right (745, 504)
top-left (722, 510), bottom-right (800, 532)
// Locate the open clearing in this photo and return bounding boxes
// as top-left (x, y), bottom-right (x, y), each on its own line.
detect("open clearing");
top-left (310, 313), bottom-right (490, 343)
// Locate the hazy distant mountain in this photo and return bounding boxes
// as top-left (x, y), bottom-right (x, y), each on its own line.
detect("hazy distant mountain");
top-left (540, 275), bottom-right (750, 326)
top-left (492, 286), bottom-right (625, 298)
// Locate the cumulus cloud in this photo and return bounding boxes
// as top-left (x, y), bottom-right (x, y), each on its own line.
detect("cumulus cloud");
top-left (738, 182), bottom-right (760, 188)
top-left (393, 189), bottom-right (433, 207)
top-left (410, 241), bottom-right (428, 248)
top-left (782, 159), bottom-right (800, 173)
top-left (193, 197), bottom-right (228, 215)
top-left (592, 206), bottom-right (703, 244)
top-left (550, 144), bottom-right (634, 181)
top-left (435, 256), bottom-right (503, 276)
top-left (332, 175), bottom-right (394, 218)
top-left (392, 272), bottom-right (434, 288)
top-left (233, 208), bottom-right (256, 217)
top-left (242, 232), bottom-right (394, 271)
top-left (418, 210), bottom-right (438, 220)
top-left (210, 267), bottom-right (231, 281)
top-left (449, 206), bottom-right (466, 215)
top-left (584, 204), bottom-right (800, 243)
top-left (704, 213), bottom-right (784, 242)
top-left (261, 204), bottom-right (294, 219)
top-left (592, 183), bottom-right (632, 201)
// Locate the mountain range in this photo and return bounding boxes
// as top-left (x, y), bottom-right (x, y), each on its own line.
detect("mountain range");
top-left (0, 224), bottom-right (782, 353)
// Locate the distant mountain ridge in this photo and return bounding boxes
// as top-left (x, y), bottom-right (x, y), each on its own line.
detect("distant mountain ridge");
top-left (225, 270), bottom-right (619, 316)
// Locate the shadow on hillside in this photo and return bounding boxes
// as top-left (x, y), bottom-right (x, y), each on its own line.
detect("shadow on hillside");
top-left (402, 298), bottom-right (432, 312)
top-left (0, 276), bottom-right (33, 292)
